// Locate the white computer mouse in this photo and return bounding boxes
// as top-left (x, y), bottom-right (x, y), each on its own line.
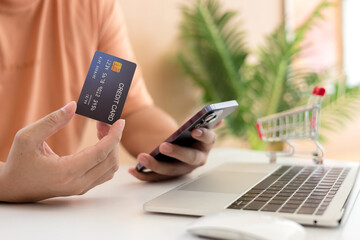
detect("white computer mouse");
top-left (187, 211), bottom-right (306, 240)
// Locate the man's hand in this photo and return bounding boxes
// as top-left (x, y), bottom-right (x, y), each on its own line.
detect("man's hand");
top-left (0, 102), bottom-right (125, 202)
top-left (128, 127), bottom-right (217, 181)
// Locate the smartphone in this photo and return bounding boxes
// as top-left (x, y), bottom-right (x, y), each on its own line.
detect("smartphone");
top-left (136, 100), bottom-right (239, 172)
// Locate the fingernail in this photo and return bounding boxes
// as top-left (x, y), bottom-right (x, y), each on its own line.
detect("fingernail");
top-left (128, 168), bottom-right (135, 175)
top-left (119, 119), bottom-right (125, 131)
top-left (193, 129), bottom-right (203, 137)
top-left (139, 155), bottom-right (149, 165)
top-left (161, 143), bottom-right (172, 154)
top-left (61, 101), bottom-right (75, 114)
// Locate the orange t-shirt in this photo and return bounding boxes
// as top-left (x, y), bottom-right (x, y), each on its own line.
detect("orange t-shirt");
top-left (0, 0), bottom-right (153, 160)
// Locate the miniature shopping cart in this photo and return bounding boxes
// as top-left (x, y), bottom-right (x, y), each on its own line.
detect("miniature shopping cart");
top-left (256, 87), bottom-right (326, 164)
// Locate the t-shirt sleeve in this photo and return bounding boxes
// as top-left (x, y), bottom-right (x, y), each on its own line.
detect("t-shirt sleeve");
top-left (96, 0), bottom-right (153, 117)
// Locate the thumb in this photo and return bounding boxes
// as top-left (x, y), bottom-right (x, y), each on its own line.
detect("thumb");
top-left (25, 101), bottom-right (77, 144)
top-left (96, 121), bottom-right (111, 140)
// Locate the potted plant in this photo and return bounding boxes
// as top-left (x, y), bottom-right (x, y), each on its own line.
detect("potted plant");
top-left (178, 0), bottom-right (360, 150)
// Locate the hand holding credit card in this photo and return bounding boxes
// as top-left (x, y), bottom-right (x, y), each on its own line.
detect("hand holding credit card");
top-left (76, 51), bottom-right (136, 124)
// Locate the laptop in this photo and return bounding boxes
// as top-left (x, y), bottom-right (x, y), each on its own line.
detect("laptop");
top-left (144, 161), bottom-right (359, 227)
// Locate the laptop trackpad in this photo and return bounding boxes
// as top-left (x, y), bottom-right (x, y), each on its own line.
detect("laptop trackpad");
top-left (179, 171), bottom-right (268, 194)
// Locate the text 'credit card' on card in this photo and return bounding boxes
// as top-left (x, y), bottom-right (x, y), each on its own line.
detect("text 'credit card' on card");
top-left (76, 51), bottom-right (136, 124)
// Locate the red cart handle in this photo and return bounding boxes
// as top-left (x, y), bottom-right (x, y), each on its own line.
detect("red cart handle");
top-left (312, 86), bottom-right (326, 96)
top-left (256, 123), bottom-right (263, 139)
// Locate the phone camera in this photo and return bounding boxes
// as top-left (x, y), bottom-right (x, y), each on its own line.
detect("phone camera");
top-left (204, 112), bottom-right (217, 123)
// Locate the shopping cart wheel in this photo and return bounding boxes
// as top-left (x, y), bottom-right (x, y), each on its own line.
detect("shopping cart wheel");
top-left (312, 152), bottom-right (323, 165)
top-left (269, 152), bottom-right (277, 163)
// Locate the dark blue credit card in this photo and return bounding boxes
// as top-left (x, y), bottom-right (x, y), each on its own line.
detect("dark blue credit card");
top-left (76, 51), bottom-right (136, 124)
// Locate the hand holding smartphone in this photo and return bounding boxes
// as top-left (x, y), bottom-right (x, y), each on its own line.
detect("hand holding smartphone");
top-left (136, 100), bottom-right (239, 172)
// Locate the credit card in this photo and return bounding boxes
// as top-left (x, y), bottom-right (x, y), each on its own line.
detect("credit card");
top-left (76, 51), bottom-right (136, 124)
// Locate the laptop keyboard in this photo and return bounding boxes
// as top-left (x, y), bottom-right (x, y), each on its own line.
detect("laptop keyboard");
top-left (228, 165), bottom-right (350, 215)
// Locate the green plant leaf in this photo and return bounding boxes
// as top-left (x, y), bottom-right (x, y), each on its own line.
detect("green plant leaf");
top-left (177, 0), bottom-right (360, 150)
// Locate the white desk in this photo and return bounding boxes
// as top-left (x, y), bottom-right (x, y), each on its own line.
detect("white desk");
top-left (1, 148), bottom-right (360, 240)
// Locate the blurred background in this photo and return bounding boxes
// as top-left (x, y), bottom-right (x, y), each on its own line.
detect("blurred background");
top-left (79, 0), bottom-right (360, 164)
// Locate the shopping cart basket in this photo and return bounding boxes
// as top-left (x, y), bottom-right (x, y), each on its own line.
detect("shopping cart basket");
top-left (256, 87), bottom-right (326, 164)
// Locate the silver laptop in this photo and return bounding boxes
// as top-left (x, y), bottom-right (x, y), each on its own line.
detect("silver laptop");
top-left (144, 162), bottom-right (359, 227)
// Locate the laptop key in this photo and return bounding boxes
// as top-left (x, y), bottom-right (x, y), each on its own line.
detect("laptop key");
top-left (279, 207), bottom-right (297, 213)
top-left (253, 176), bottom-right (280, 190)
top-left (298, 207), bottom-right (316, 215)
top-left (228, 204), bottom-right (244, 210)
top-left (262, 203), bottom-right (282, 212)
top-left (243, 201), bottom-right (266, 210)
top-left (269, 199), bottom-right (285, 205)
top-left (255, 197), bottom-right (269, 202)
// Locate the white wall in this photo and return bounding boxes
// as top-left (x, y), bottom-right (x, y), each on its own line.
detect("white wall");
top-left (343, 0), bottom-right (360, 86)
